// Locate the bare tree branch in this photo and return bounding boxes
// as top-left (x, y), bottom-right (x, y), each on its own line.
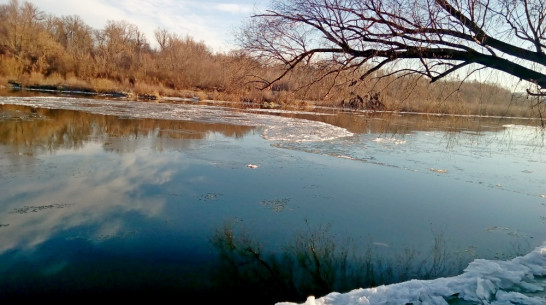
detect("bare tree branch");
top-left (239, 0), bottom-right (546, 96)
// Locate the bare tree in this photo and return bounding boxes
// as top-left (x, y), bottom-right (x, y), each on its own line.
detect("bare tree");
top-left (239, 0), bottom-right (546, 97)
top-left (94, 20), bottom-right (149, 79)
top-left (0, 0), bottom-right (46, 57)
top-left (153, 29), bottom-right (217, 89)
top-left (44, 15), bottom-right (95, 77)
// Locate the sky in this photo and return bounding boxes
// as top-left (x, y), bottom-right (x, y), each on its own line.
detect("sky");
top-left (2, 0), bottom-right (268, 53)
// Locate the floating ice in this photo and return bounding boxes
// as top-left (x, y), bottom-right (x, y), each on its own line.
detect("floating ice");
top-left (0, 96), bottom-right (353, 142)
top-left (372, 137), bottom-right (407, 145)
top-left (276, 242), bottom-right (546, 305)
top-left (262, 119), bottom-right (353, 142)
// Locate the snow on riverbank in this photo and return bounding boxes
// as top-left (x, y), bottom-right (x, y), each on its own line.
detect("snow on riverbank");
top-left (276, 242), bottom-right (546, 305)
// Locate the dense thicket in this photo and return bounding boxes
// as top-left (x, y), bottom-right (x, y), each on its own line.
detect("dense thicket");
top-left (0, 0), bottom-right (252, 96)
top-left (0, 0), bottom-right (541, 117)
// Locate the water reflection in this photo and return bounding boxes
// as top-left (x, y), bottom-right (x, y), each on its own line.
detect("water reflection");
top-left (0, 104), bottom-right (258, 250)
top-left (209, 220), bottom-right (476, 304)
top-left (0, 104), bottom-right (255, 155)
top-left (0, 100), bottom-right (545, 304)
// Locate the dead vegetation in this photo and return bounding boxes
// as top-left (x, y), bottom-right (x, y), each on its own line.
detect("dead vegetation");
top-left (0, 0), bottom-right (543, 118)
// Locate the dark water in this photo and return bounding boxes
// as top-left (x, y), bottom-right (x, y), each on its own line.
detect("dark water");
top-left (0, 95), bottom-right (545, 304)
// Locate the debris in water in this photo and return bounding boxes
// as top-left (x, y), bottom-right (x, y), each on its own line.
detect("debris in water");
top-left (261, 198), bottom-right (291, 212)
top-left (198, 192), bottom-right (222, 201)
top-left (373, 241), bottom-right (390, 247)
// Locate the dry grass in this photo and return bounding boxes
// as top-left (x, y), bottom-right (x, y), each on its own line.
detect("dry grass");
top-left (89, 78), bottom-right (120, 93)
top-left (0, 56), bottom-right (23, 78)
top-left (1, 71), bottom-right (541, 118)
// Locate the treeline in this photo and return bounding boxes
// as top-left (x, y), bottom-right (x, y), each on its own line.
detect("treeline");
top-left (0, 0), bottom-right (540, 117)
top-left (0, 0), bottom-right (255, 99)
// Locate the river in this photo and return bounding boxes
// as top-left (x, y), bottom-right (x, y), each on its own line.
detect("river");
top-left (0, 93), bottom-right (545, 304)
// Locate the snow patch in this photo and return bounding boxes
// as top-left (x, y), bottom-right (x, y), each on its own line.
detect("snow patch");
top-left (276, 242), bottom-right (546, 305)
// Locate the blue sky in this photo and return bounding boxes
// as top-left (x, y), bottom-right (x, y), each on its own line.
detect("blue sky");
top-left (4, 0), bottom-right (266, 52)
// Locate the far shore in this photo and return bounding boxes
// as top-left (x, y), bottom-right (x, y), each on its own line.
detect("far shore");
top-left (1, 79), bottom-right (542, 120)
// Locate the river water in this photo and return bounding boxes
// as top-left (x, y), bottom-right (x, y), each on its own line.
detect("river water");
top-left (0, 94), bottom-right (545, 304)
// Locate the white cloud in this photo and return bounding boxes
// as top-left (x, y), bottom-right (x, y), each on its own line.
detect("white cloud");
top-left (215, 3), bottom-right (254, 14)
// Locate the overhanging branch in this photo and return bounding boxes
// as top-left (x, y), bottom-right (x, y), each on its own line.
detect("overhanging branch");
top-left (243, 0), bottom-right (546, 93)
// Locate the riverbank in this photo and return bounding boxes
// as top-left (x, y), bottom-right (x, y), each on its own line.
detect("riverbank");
top-left (2, 80), bottom-right (193, 101)
top-left (0, 78), bottom-right (320, 111)
top-left (0, 78), bottom-right (541, 119)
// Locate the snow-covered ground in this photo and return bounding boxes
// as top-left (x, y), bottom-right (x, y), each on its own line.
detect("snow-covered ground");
top-left (277, 242), bottom-right (546, 305)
